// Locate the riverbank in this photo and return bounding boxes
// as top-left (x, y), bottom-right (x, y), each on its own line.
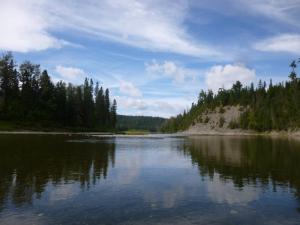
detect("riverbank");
top-left (0, 121), bottom-right (117, 133)
top-left (0, 129), bottom-right (150, 136)
top-left (182, 129), bottom-right (300, 140)
top-left (0, 131), bottom-right (114, 135)
top-left (1, 130), bottom-right (300, 140)
top-left (0, 131), bottom-right (179, 139)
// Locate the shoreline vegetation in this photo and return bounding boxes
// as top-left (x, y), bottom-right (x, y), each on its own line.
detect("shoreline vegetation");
top-left (0, 130), bottom-right (300, 140)
top-left (0, 52), bottom-right (117, 132)
top-left (161, 59), bottom-right (300, 134)
top-left (0, 52), bottom-right (167, 133)
top-left (0, 115), bottom-right (166, 133)
top-left (1, 52), bottom-right (300, 138)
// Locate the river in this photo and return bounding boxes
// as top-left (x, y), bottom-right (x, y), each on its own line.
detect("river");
top-left (0, 134), bottom-right (300, 224)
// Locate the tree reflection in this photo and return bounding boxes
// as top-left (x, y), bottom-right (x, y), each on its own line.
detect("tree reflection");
top-left (0, 135), bottom-right (115, 209)
top-left (181, 136), bottom-right (300, 198)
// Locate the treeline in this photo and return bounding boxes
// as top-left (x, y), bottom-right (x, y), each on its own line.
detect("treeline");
top-left (0, 52), bottom-right (117, 131)
top-left (117, 115), bottom-right (166, 132)
top-left (162, 59), bottom-right (300, 132)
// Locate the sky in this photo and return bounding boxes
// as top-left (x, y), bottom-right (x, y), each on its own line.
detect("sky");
top-left (0, 0), bottom-right (299, 118)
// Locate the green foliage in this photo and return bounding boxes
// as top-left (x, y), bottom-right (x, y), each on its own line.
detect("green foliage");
top-left (289, 60), bottom-right (297, 81)
top-left (219, 107), bottom-right (225, 114)
top-left (0, 52), bottom-right (117, 131)
top-left (204, 116), bottom-right (210, 123)
top-left (161, 59), bottom-right (300, 133)
top-left (111, 99), bottom-right (117, 129)
top-left (228, 120), bottom-right (239, 129)
top-left (197, 116), bottom-right (203, 123)
top-left (117, 115), bottom-right (166, 132)
top-left (219, 116), bottom-right (225, 128)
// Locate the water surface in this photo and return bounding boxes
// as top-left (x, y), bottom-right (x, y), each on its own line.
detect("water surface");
top-left (0, 135), bottom-right (300, 225)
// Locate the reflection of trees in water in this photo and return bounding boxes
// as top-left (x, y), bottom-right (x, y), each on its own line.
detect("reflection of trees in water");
top-left (181, 136), bottom-right (300, 196)
top-left (0, 135), bottom-right (115, 209)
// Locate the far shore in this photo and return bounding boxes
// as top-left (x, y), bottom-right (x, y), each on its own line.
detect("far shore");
top-left (0, 131), bottom-right (114, 135)
top-left (0, 130), bottom-right (300, 140)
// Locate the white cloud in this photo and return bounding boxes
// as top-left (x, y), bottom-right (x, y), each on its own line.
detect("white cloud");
top-left (245, 0), bottom-right (300, 25)
top-left (0, 0), bottom-right (221, 57)
top-left (116, 97), bottom-right (148, 111)
top-left (146, 60), bottom-right (197, 83)
top-left (116, 96), bottom-right (190, 118)
top-left (119, 81), bottom-right (142, 97)
top-left (49, 184), bottom-right (80, 202)
top-left (254, 34), bottom-right (300, 54)
top-left (207, 174), bottom-right (259, 205)
top-left (193, 0), bottom-right (300, 25)
top-left (205, 64), bottom-right (256, 92)
top-left (50, 0), bottom-right (220, 57)
top-left (0, 0), bottom-right (69, 52)
top-left (55, 65), bottom-right (86, 84)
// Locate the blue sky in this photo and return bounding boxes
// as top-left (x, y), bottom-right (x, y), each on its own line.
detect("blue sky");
top-left (1, 0), bottom-right (300, 117)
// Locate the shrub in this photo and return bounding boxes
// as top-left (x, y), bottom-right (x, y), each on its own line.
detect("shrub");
top-left (204, 116), bottom-right (210, 123)
top-left (219, 107), bottom-right (225, 114)
top-left (198, 116), bottom-right (203, 123)
top-left (229, 120), bottom-right (239, 129)
top-left (219, 116), bottom-right (225, 128)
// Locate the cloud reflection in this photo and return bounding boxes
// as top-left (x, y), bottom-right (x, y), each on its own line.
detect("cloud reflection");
top-left (207, 173), bottom-right (259, 205)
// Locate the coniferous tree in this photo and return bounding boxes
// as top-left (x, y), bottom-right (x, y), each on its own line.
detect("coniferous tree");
top-left (289, 60), bottom-right (297, 81)
top-left (111, 99), bottom-right (117, 129)
top-left (54, 81), bottom-right (67, 124)
top-left (104, 88), bottom-right (110, 127)
top-left (39, 70), bottom-right (55, 120)
top-left (0, 52), bottom-right (19, 118)
top-left (19, 61), bottom-right (41, 119)
top-left (74, 85), bottom-right (84, 126)
top-left (162, 59), bottom-right (300, 132)
top-left (82, 78), bottom-right (94, 127)
top-left (66, 83), bottom-right (77, 126)
top-left (0, 52), bottom-right (119, 131)
top-left (95, 86), bottom-right (105, 128)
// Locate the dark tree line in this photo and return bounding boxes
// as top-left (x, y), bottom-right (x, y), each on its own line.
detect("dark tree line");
top-left (0, 135), bottom-right (116, 207)
top-left (117, 115), bottom-right (166, 132)
top-left (0, 52), bottom-right (117, 130)
top-left (162, 59), bottom-right (300, 132)
top-left (182, 137), bottom-right (300, 199)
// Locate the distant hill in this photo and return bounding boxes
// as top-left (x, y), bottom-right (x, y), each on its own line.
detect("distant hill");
top-left (117, 115), bottom-right (166, 132)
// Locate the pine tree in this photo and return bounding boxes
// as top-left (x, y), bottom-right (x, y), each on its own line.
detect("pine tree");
top-left (95, 86), bottom-right (105, 128)
top-left (269, 79), bottom-right (273, 88)
top-left (19, 61), bottom-right (41, 119)
top-left (74, 85), bottom-right (84, 126)
top-left (111, 99), bottom-right (117, 129)
top-left (83, 78), bottom-right (94, 127)
top-left (104, 88), bottom-right (110, 127)
top-left (161, 59), bottom-right (300, 132)
top-left (54, 81), bottom-right (67, 124)
top-left (94, 81), bottom-right (99, 97)
top-left (66, 83), bottom-right (77, 126)
top-left (289, 60), bottom-right (297, 81)
top-left (0, 52), bottom-right (116, 130)
top-left (0, 52), bottom-right (19, 118)
top-left (39, 70), bottom-right (55, 120)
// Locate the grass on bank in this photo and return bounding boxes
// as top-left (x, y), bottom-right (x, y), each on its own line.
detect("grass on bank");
top-left (122, 130), bottom-right (150, 135)
top-left (0, 121), bottom-right (153, 135)
top-left (0, 121), bottom-right (115, 132)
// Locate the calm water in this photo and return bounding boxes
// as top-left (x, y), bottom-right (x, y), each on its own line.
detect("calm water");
top-left (1, 135), bottom-right (300, 225)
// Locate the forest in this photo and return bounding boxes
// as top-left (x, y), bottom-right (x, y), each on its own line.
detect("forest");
top-left (0, 52), bottom-right (117, 131)
top-left (117, 115), bottom-right (166, 132)
top-left (161, 59), bottom-right (300, 132)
